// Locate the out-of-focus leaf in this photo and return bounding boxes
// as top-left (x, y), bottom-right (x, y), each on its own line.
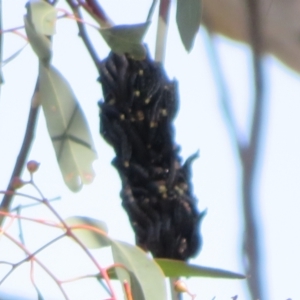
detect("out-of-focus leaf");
top-left (32, 280), bottom-right (45, 300)
top-left (26, 0), bottom-right (57, 35)
top-left (1, 44), bottom-right (28, 67)
top-left (176, 0), bottom-right (201, 51)
top-left (155, 259), bottom-right (246, 279)
top-left (99, 22), bottom-right (150, 60)
top-left (64, 216), bottom-right (109, 249)
top-left (24, 16), bottom-right (52, 63)
top-left (39, 64), bottom-right (97, 192)
top-left (111, 240), bottom-right (167, 300)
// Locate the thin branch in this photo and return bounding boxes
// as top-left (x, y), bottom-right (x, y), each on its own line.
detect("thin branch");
top-left (242, 0), bottom-right (267, 299)
top-left (11, 196), bottom-right (60, 211)
top-left (0, 190), bottom-right (43, 203)
top-left (0, 233), bottom-right (65, 285)
top-left (41, 198), bottom-right (116, 299)
top-left (66, 1), bottom-right (101, 70)
top-left (123, 280), bottom-right (133, 300)
top-left (0, 83), bottom-right (40, 226)
top-left (203, 1), bottom-right (267, 299)
top-left (0, 0), bottom-right (3, 90)
top-left (3, 232), bottom-right (70, 299)
top-left (155, 0), bottom-right (171, 63)
top-left (202, 28), bottom-right (243, 157)
top-left (147, 0), bottom-right (158, 22)
top-left (169, 278), bottom-right (181, 300)
top-left (0, 210), bottom-right (62, 228)
top-left (16, 206), bottom-right (26, 244)
top-left (83, 0), bottom-right (113, 27)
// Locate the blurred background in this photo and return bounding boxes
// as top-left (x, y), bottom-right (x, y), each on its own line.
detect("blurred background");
top-left (0, 0), bottom-right (299, 299)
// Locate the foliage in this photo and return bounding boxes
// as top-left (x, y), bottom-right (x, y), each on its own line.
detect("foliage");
top-left (0, 0), bottom-right (246, 299)
top-left (0, 164), bottom-right (245, 299)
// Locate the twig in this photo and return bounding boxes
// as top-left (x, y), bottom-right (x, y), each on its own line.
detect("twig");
top-left (66, 1), bottom-right (101, 70)
top-left (0, 233), bottom-right (65, 285)
top-left (203, 1), bottom-right (267, 299)
top-left (11, 196), bottom-right (61, 211)
top-left (147, 0), bottom-right (159, 22)
top-left (123, 280), bottom-right (133, 300)
top-left (3, 231), bottom-right (70, 299)
top-left (41, 198), bottom-right (117, 299)
top-left (0, 190), bottom-right (44, 203)
top-left (83, 0), bottom-right (113, 27)
top-left (0, 209), bottom-right (62, 227)
top-left (16, 206), bottom-right (25, 244)
top-left (0, 83), bottom-right (40, 226)
top-left (242, 0), bottom-right (267, 299)
top-left (202, 28), bottom-right (242, 156)
top-left (0, 0), bottom-right (4, 89)
top-left (169, 277), bottom-right (181, 300)
top-left (155, 0), bottom-right (171, 63)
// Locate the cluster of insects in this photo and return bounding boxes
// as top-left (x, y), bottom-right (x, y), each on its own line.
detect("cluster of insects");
top-left (98, 50), bottom-right (205, 260)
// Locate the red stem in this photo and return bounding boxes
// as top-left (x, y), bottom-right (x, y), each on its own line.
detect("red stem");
top-left (159, 0), bottom-right (171, 23)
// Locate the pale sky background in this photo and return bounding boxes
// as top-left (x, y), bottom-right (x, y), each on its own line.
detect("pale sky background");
top-left (0, 1), bottom-right (300, 300)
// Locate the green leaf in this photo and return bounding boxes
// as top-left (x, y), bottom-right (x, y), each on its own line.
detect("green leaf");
top-left (39, 64), bottom-right (97, 192)
top-left (64, 216), bottom-right (109, 249)
top-left (99, 22), bottom-right (150, 60)
top-left (26, 0), bottom-right (57, 36)
top-left (24, 16), bottom-right (52, 63)
top-left (176, 0), bottom-right (201, 52)
top-left (155, 259), bottom-right (246, 279)
top-left (111, 240), bottom-right (167, 300)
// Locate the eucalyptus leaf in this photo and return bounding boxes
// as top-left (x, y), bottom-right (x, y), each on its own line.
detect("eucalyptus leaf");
top-left (176, 0), bottom-right (201, 52)
top-left (111, 240), bottom-right (167, 300)
top-left (39, 64), bottom-right (97, 192)
top-left (26, 0), bottom-right (57, 35)
top-left (99, 22), bottom-right (150, 60)
top-left (155, 259), bottom-right (246, 279)
top-left (64, 216), bottom-right (109, 249)
top-left (24, 16), bottom-right (52, 64)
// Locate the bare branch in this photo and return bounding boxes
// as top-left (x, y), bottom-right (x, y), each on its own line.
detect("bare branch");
top-left (0, 0), bottom-right (4, 91)
top-left (66, 1), bottom-right (102, 69)
top-left (203, 28), bottom-right (243, 157)
top-left (147, 0), bottom-right (158, 22)
top-left (0, 83), bottom-right (40, 226)
top-left (84, 0), bottom-right (113, 27)
top-left (242, 0), bottom-right (267, 299)
top-left (204, 1), bottom-right (267, 298)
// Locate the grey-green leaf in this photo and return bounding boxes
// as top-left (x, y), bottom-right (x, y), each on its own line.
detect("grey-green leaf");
top-left (26, 0), bottom-right (57, 35)
top-left (155, 259), bottom-right (246, 279)
top-left (111, 240), bottom-right (167, 300)
top-left (39, 64), bottom-right (97, 192)
top-left (24, 16), bottom-right (52, 63)
top-left (99, 22), bottom-right (150, 60)
top-left (64, 216), bottom-right (109, 249)
top-left (176, 0), bottom-right (201, 52)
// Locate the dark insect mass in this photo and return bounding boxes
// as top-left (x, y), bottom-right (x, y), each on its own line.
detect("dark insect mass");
top-left (98, 50), bottom-right (206, 260)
